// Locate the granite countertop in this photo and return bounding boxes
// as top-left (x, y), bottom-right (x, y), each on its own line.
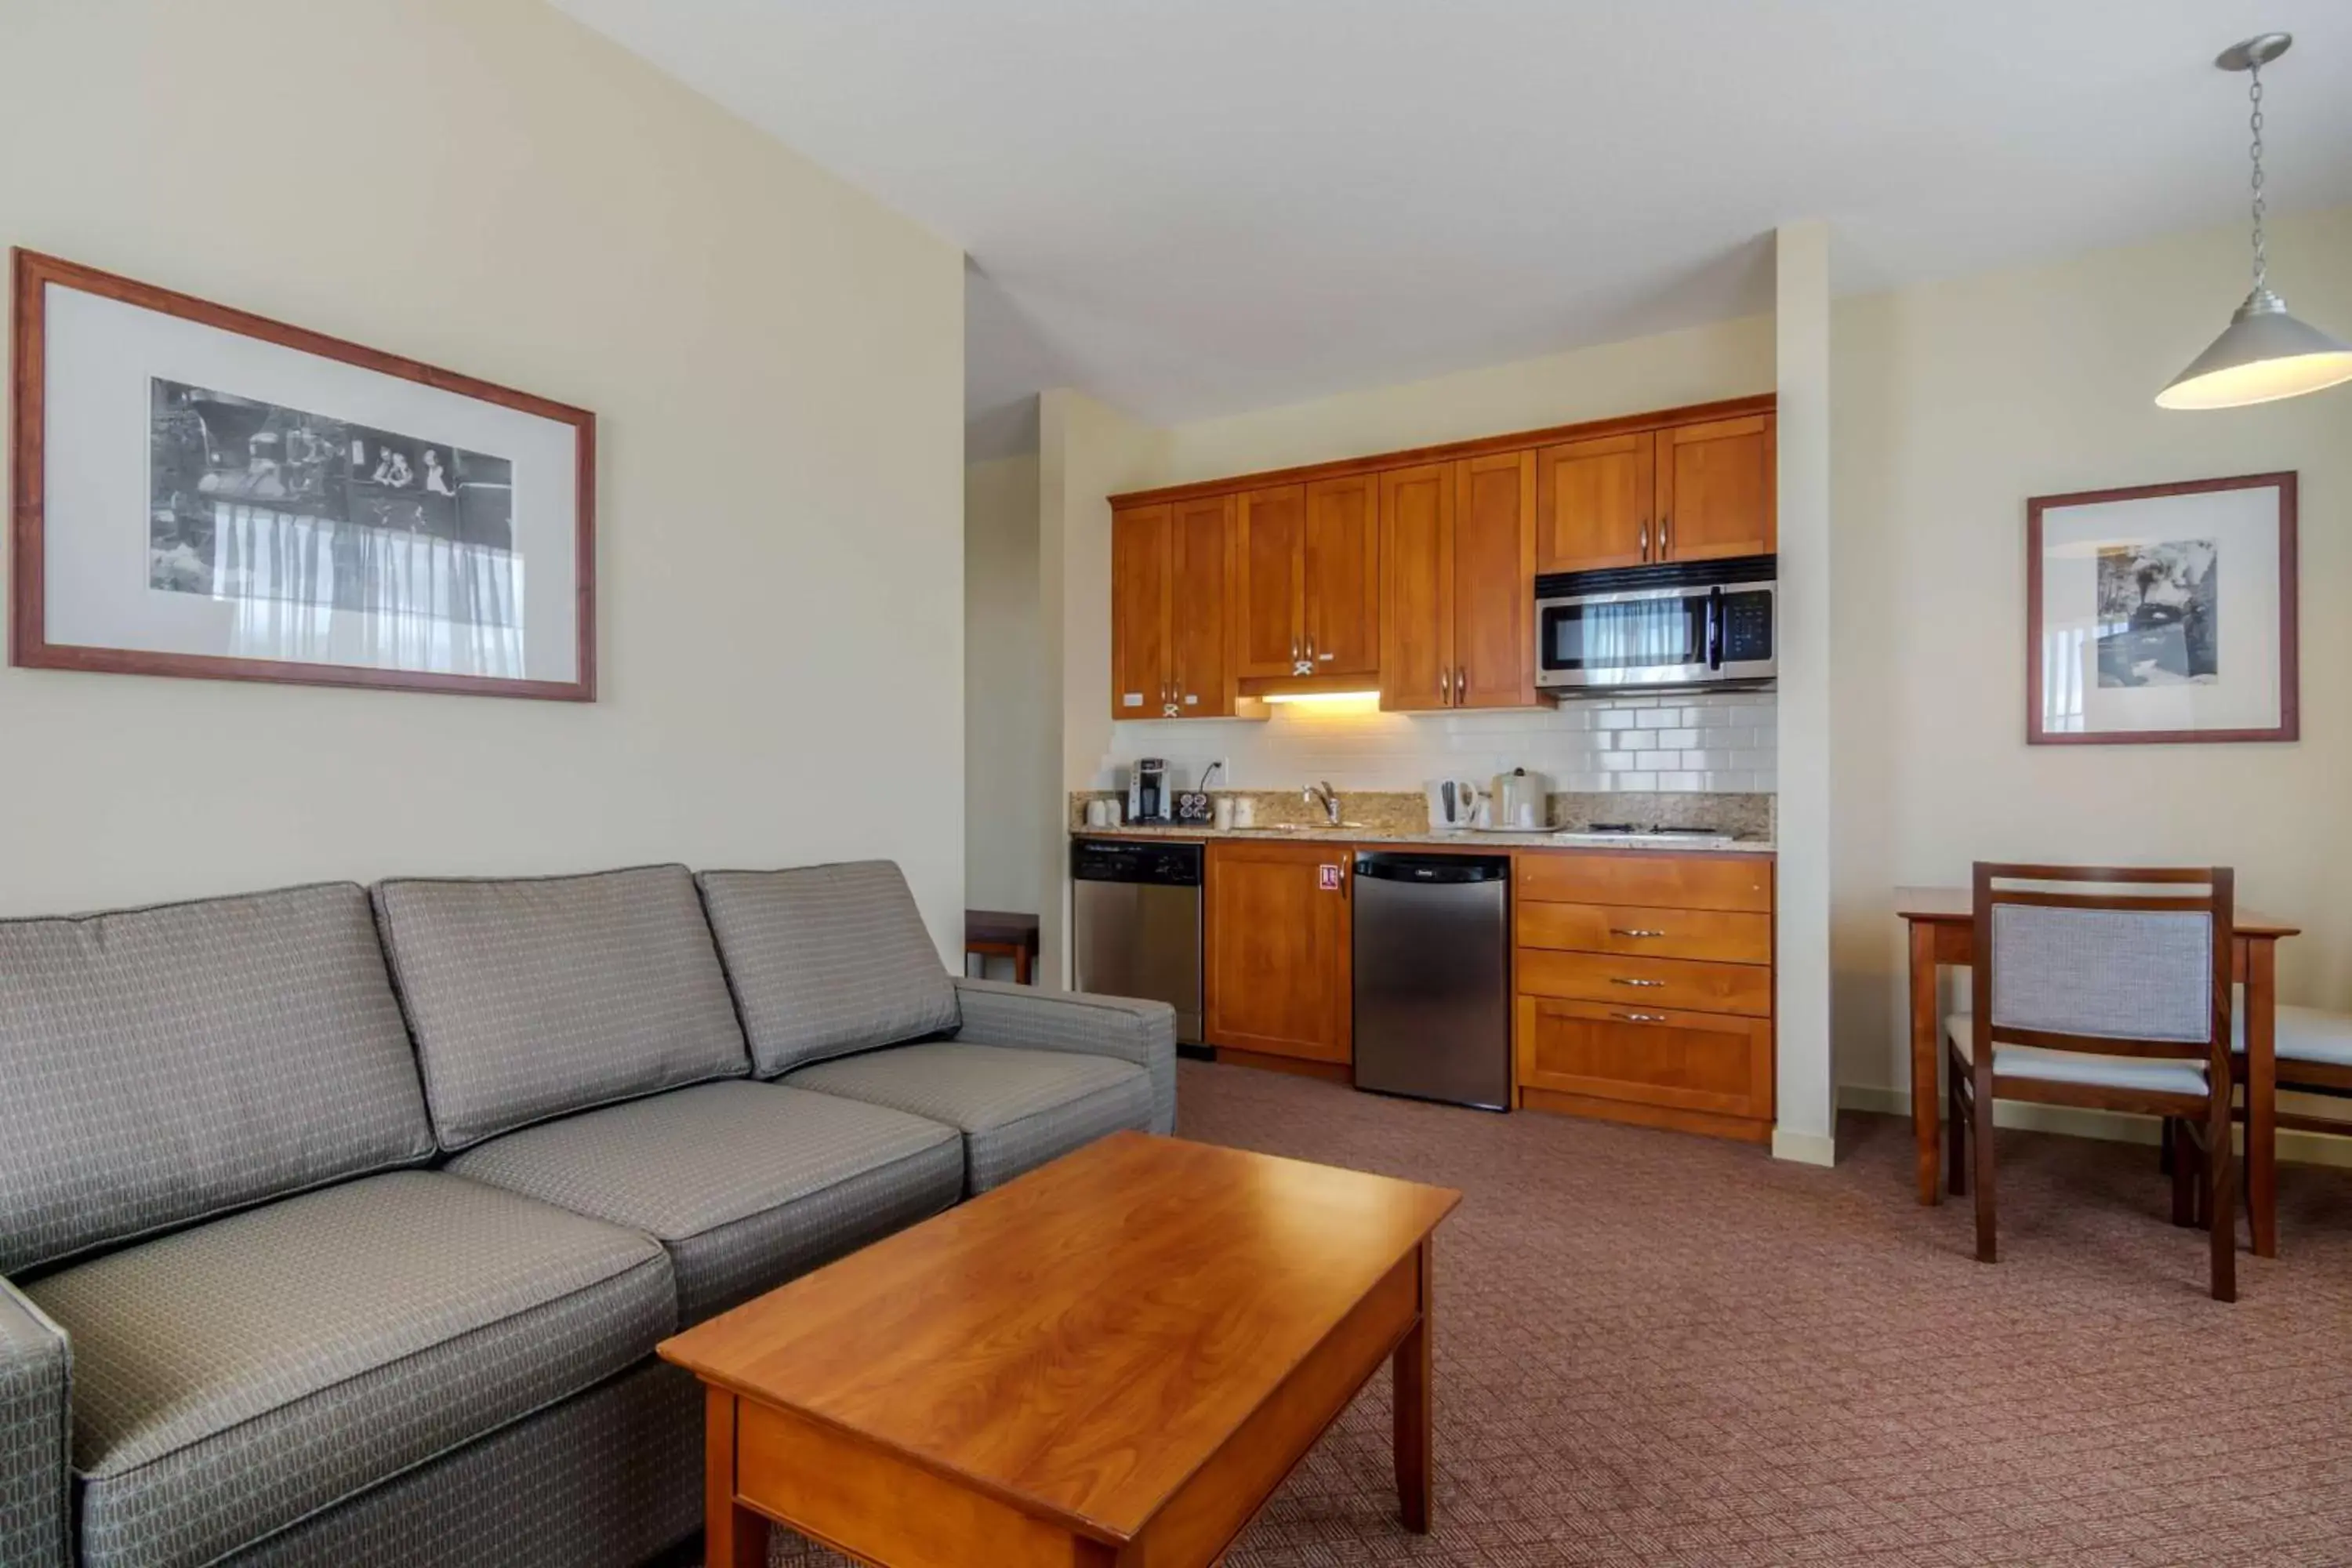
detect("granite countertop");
top-left (1070, 822), bottom-right (1775, 854)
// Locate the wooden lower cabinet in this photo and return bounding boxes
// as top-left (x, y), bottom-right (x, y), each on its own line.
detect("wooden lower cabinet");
top-left (1203, 840), bottom-right (1353, 1068)
top-left (1517, 1000), bottom-right (1773, 1143)
top-left (1512, 850), bottom-right (1775, 1144)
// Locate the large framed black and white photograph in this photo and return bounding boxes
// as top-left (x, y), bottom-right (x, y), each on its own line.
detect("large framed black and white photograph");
top-left (11, 250), bottom-right (594, 700)
top-left (2027, 472), bottom-right (2296, 745)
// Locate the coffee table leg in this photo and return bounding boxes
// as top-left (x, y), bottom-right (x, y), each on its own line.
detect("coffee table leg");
top-left (1392, 1238), bottom-right (1433, 1532)
top-left (705, 1388), bottom-right (771, 1568)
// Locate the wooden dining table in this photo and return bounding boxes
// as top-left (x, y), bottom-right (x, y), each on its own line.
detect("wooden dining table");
top-left (1896, 888), bottom-right (2302, 1258)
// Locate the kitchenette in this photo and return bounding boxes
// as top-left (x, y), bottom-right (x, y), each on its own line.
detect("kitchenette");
top-left (1073, 394), bottom-right (1782, 1145)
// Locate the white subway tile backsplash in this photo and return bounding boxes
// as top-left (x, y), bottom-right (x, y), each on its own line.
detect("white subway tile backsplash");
top-left (1099, 691), bottom-right (1777, 797)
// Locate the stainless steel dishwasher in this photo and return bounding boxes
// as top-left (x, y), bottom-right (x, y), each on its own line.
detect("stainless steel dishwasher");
top-left (1351, 851), bottom-right (1512, 1110)
top-left (1071, 839), bottom-right (1203, 1044)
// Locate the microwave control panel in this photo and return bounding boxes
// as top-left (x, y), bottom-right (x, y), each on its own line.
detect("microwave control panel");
top-left (1719, 591), bottom-right (1773, 660)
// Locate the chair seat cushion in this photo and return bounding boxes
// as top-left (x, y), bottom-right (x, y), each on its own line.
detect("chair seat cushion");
top-left (785, 1042), bottom-right (1153, 1193)
top-left (1947, 1014), bottom-right (2208, 1097)
top-left (24, 1171), bottom-right (672, 1568)
top-left (448, 1080), bottom-right (964, 1323)
top-left (2234, 1005), bottom-right (2352, 1069)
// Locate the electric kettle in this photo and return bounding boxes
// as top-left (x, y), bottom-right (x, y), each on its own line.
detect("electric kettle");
top-left (1424, 777), bottom-right (1483, 833)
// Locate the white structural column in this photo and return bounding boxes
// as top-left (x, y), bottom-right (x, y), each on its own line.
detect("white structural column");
top-left (1035, 389), bottom-right (1169, 988)
top-left (1773, 220), bottom-right (1837, 1165)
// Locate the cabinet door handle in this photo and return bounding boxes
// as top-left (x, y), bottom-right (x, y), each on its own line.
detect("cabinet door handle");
top-left (1613, 1011), bottom-right (1671, 1025)
top-left (1610, 927), bottom-right (1668, 939)
top-left (1439, 667), bottom-right (1452, 704)
top-left (1661, 514), bottom-right (1671, 557)
top-left (1639, 521), bottom-right (1650, 560)
top-left (1609, 977), bottom-right (1668, 988)
top-left (1455, 665), bottom-right (1468, 703)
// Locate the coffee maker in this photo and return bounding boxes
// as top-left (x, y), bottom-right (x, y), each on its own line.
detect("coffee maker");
top-left (1126, 758), bottom-right (1171, 824)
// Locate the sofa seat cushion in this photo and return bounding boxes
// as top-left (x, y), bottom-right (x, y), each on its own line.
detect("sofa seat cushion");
top-left (449, 1081), bottom-right (964, 1324)
top-left (697, 862), bottom-right (960, 1077)
top-left (785, 1043), bottom-right (1153, 1194)
top-left (25, 1172), bottom-right (672, 1568)
top-left (373, 865), bottom-right (751, 1151)
top-left (0, 882), bottom-right (434, 1277)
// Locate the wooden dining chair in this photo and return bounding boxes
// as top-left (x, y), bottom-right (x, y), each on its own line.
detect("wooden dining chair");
top-left (2239, 1004), bottom-right (2352, 1166)
top-left (1944, 862), bottom-right (2237, 1301)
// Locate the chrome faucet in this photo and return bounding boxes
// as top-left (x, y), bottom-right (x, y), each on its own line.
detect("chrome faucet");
top-left (1303, 780), bottom-right (1341, 826)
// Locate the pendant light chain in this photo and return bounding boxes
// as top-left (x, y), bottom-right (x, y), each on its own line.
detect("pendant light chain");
top-left (2248, 60), bottom-right (2268, 293)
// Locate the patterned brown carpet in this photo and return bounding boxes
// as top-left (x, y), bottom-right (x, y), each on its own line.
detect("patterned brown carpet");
top-left (770, 1060), bottom-right (2352, 1566)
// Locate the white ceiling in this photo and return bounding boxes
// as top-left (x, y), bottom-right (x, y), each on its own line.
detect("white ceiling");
top-left (552, 1), bottom-right (2352, 456)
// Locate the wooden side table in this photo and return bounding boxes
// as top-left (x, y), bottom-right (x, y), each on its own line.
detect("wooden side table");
top-left (964, 909), bottom-right (1040, 985)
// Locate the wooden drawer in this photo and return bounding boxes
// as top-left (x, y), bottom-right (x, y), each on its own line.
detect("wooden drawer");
top-left (1513, 851), bottom-right (1771, 913)
top-left (1517, 902), bottom-right (1770, 965)
top-left (1516, 996), bottom-right (1773, 1123)
top-left (1516, 948), bottom-right (1771, 1018)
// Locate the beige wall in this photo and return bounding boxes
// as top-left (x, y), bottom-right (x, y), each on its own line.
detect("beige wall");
top-left (965, 452), bottom-right (1045, 925)
top-left (1831, 204), bottom-right (2352, 1098)
top-left (0, 0), bottom-right (967, 944)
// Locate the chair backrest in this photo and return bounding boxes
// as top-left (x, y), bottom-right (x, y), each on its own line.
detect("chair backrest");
top-left (1972, 862), bottom-right (2234, 1071)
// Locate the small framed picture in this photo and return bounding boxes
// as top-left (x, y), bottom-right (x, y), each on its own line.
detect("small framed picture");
top-left (10, 249), bottom-right (595, 701)
top-left (2027, 472), bottom-right (2296, 746)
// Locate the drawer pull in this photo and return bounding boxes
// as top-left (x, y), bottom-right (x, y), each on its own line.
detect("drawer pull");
top-left (1609, 927), bottom-right (1668, 938)
top-left (1610, 977), bottom-right (1668, 988)
top-left (1613, 1011), bottom-right (1671, 1024)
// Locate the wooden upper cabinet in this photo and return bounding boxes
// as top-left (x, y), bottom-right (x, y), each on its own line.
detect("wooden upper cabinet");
top-left (1168, 493), bottom-right (1232, 717)
top-left (1452, 450), bottom-right (1536, 708)
top-left (1381, 454), bottom-right (1533, 712)
top-left (1302, 475), bottom-right (1379, 677)
top-left (1536, 432), bottom-right (1653, 573)
top-left (1232, 484), bottom-right (1306, 679)
top-left (1203, 840), bottom-right (1352, 1065)
top-left (1657, 414), bottom-right (1774, 561)
top-left (1377, 463), bottom-right (1454, 712)
top-left (1109, 495), bottom-right (1232, 720)
top-left (1109, 503), bottom-right (1172, 720)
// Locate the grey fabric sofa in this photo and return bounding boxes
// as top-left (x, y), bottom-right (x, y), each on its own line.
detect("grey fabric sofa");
top-left (0, 860), bottom-right (1174, 1568)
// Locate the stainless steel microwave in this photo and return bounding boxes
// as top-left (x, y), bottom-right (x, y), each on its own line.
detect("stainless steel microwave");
top-left (1534, 556), bottom-right (1777, 694)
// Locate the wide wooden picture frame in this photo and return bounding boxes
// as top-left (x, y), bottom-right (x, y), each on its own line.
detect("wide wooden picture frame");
top-left (10, 249), bottom-right (596, 700)
top-left (2027, 471), bottom-right (2296, 746)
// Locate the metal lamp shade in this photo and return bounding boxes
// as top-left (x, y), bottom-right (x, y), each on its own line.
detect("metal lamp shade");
top-left (2158, 288), bottom-right (2352, 409)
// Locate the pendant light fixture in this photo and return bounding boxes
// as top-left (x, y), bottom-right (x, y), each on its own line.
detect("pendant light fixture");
top-left (2157, 33), bottom-right (2352, 410)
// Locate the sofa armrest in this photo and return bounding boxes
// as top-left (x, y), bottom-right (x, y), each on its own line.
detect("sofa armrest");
top-left (0, 1275), bottom-right (71, 1568)
top-left (952, 979), bottom-right (1178, 1135)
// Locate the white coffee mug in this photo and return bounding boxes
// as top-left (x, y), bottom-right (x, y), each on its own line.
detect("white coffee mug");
top-left (1084, 798), bottom-right (1110, 828)
top-left (1213, 797), bottom-right (1236, 830)
top-left (1232, 797), bottom-right (1256, 829)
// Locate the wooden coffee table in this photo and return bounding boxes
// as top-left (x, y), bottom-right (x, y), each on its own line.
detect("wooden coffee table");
top-left (659, 1131), bottom-right (1461, 1568)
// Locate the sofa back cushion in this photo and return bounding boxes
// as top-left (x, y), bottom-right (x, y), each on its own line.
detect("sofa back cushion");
top-left (697, 862), bottom-right (959, 1077)
top-left (0, 883), bottom-right (434, 1276)
top-left (373, 865), bottom-right (749, 1151)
